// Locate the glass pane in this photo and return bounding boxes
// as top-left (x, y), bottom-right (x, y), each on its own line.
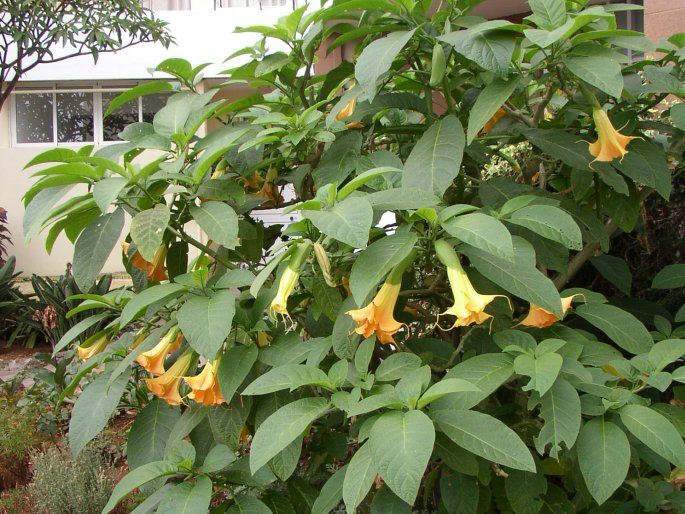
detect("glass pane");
top-left (56, 92), bottom-right (94, 143)
top-left (15, 93), bottom-right (54, 143)
top-left (142, 92), bottom-right (170, 123)
top-left (102, 92), bottom-right (139, 141)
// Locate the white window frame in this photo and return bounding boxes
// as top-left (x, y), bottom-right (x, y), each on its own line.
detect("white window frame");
top-left (10, 82), bottom-right (163, 148)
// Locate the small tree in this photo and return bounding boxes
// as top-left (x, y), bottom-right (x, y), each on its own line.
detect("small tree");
top-left (0, 0), bottom-right (173, 111)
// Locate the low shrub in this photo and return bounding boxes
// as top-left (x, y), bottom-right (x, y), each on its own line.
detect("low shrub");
top-left (0, 396), bottom-right (43, 491)
top-left (29, 446), bottom-right (115, 514)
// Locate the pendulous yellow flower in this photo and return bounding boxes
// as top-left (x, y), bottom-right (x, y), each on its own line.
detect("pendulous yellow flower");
top-left (270, 240), bottom-right (313, 321)
top-left (347, 281), bottom-right (404, 344)
top-left (122, 242), bottom-right (168, 282)
top-left (336, 97), bottom-right (358, 121)
top-left (146, 351), bottom-right (195, 406)
top-left (136, 327), bottom-right (182, 376)
top-left (435, 240), bottom-right (507, 329)
top-left (346, 250), bottom-right (416, 344)
top-left (588, 108), bottom-right (638, 163)
top-left (77, 333), bottom-right (110, 361)
top-left (184, 359), bottom-right (224, 406)
top-left (481, 107), bottom-right (507, 135)
top-left (517, 295), bottom-right (580, 328)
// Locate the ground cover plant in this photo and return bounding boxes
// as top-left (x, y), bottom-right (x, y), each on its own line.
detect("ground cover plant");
top-left (20, 0), bottom-right (685, 511)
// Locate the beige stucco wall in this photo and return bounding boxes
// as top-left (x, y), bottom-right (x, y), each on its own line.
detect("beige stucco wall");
top-left (645, 0), bottom-right (685, 43)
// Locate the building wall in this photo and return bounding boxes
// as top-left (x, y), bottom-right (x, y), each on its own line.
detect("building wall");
top-left (645, 0), bottom-right (685, 43)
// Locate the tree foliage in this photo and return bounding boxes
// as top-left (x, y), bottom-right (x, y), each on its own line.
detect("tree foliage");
top-left (21, 0), bottom-right (685, 512)
top-left (0, 0), bottom-right (172, 111)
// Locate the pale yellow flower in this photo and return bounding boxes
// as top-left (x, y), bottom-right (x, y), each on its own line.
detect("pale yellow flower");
top-left (146, 351), bottom-right (194, 406)
top-left (588, 108), bottom-right (638, 163)
top-left (184, 359), bottom-right (224, 406)
top-left (347, 281), bottom-right (404, 344)
top-left (77, 334), bottom-right (109, 361)
top-left (136, 328), bottom-right (182, 376)
top-left (122, 242), bottom-right (168, 282)
top-left (517, 295), bottom-right (579, 328)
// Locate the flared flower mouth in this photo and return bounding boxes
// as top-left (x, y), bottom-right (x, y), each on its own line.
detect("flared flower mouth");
top-left (517, 294), bottom-right (580, 328)
top-left (434, 239), bottom-right (509, 330)
top-left (270, 267), bottom-right (300, 319)
top-left (123, 242), bottom-right (168, 282)
top-left (146, 351), bottom-right (194, 406)
top-left (588, 108), bottom-right (638, 163)
top-left (347, 281), bottom-right (404, 344)
top-left (77, 334), bottom-right (109, 361)
top-left (136, 328), bottom-right (182, 376)
top-left (184, 359), bottom-right (224, 406)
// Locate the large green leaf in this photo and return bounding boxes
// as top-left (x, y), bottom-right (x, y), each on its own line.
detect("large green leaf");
top-left (130, 204), bottom-right (171, 261)
top-left (577, 417), bottom-right (630, 505)
top-left (303, 197), bottom-right (373, 248)
top-left (467, 78), bottom-right (520, 143)
top-left (461, 238), bottom-right (563, 316)
top-left (157, 476), bottom-right (212, 514)
top-left (505, 468), bottom-right (548, 514)
top-left (153, 98), bottom-right (192, 137)
top-left (72, 208), bottom-right (125, 291)
top-left (355, 29), bottom-right (416, 100)
top-left (652, 264), bottom-right (685, 289)
top-left (614, 140), bottom-right (671, 200)
top-left (369, 410), bottom-right (435, 505)
top-left (227, 495), bottom-right (274, 514)
top-left (119, 283), bottom-right (187, 326)
top-left (364, 188), bottom-right (441, 211)
top-left (432, 409), bottom-right (535, 472)
top-left (243, 364), bottom-right (331, 395)
top-left (441, 471), bottom-right (479, 514)
top-left (402, 115), bottom-right (465, 196)
top-left (69, 368), bottom-right (131, 456)
top-left (575, 303), bottom-right (653, 355)
top-left (190, 202), bottom-right (239, 249)
top-left (442, 212), bottom-right (514, 260)
top-left (533, 378), bottom-right (581, 459)
top-left (312, 465), bottom-right (347, 514)
top-left (507, 205), bottom-right (582, 250)
top-left (218, 344), bottom-right (259, 402)
top-left (417, 379), bottom-right (480, 408)
top-left (250, 397), bottom-right (330, 473)
top-left (343, 443), bottom-right (377, 513)
top-left (433, 353), bottom-right (515, 410)
top-left (620, 405), bottom-right (685, 468)
top-left (514, 352), bottom-right (563, 397)
top-left (528, 0), bottom-right (567, 29)
top-left (349, 232), bottom-right (417, 304)
top-left (102, 460), bottom-right (179, 514)
top-left (440, 30), bottom-right (516, 76)
top-left (565, 56), bottom-right (623, 98)
top-left (128, 399), bottom-right (181, 473)
top-left (93, 177), bottom-right (128, 213)
top-left (370, 487), bottom-right (412, 514)
top-left (590, 255), bottom-right (632, 295)
top-left (177, 289), bottom-right (235, 358)
top-left (24, 185), bottom-right (76, 243)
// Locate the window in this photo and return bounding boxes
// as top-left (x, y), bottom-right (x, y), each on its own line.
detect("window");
top-left (12, 85), bottom-right (171, 146)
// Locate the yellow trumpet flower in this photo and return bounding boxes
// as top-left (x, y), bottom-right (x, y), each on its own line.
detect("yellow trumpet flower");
top-left (588, 108), bottom-right (638, 163)
top-left (146, 351), bottom-right (195, 406)
top-left (336, 97), bottom-right (357, 121)
top-left (77, 333), bottom-right (109, 361)
top-left (517, 295), bottom-right (580, 328)
top-left (184, 359), bottom-right (224, 406)
top-left (122, 242), bottom-right (168, 282)
top-left (481, 107), bottom-right (507, 135)
top-left (347, 250), bottom-right (416, 344)
top-left (136, 328), bottom-right (182, 376)
top-left (347, 281), bottom-right (404, 344)
top-left (270, 241), bottom-right (312, 321)
top-left (435, 240), bottom-right (507, 329)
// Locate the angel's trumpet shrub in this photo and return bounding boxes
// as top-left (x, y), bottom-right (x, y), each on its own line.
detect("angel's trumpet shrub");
top-left (146, 351), bottom-right (195, 406)
top-left (270, 240), bottom-right (312, 321)
top-left (588, 108), bottom-right (638, 163)
top-left (347, 251), bottom-right (416, 344)
top-left (136, 327), bottom-right (182, 376)
top-left (435, 240), bottom-right (506, 328)
top-left (184, 359), bottom-right (224, 406)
